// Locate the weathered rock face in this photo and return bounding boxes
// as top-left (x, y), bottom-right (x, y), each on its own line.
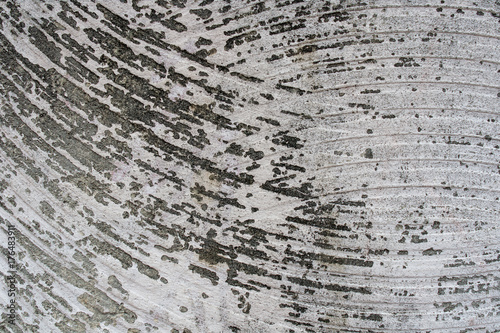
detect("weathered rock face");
top-left (0, 0), bottom-right (499, 332)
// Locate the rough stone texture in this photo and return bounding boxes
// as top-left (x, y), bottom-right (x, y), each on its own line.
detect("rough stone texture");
top-left (0, 0), bottom-right (499, 332)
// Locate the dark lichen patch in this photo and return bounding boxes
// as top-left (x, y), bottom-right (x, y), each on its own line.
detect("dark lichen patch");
top-left (272, 131), bottom-right (305, 149)
top-left (360, 89), bottom-right (380, 94)
top-left (423, 248), bottom-right (442, 256)
top-left (189, 264), bottom-right (219, 285)
top-left (410, 235), bottom-right (427, 243)
top-left (195, 37), bottom-right (213, 48)
top-left (190, 8), bottom-right (212, 19)
top-left (108, 275), bottom-right (128, 295)
top-left (225, 31), bottom-right (261, 51)
top-left (363, 148), bottom-right (373, 159)
top-left (256, 116), bottom-right (280, 126)
top-left (244, 148), bottom-right (264, 161)
top-left (39, 201), bottom-right (56, 220)
top-left (225, 142), bottom-right (244, 156)
top-left (394, 57), bottom-right (420, 67)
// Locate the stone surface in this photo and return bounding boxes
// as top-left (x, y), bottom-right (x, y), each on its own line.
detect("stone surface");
top-left (0, 0), bottom-right (499, 332)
